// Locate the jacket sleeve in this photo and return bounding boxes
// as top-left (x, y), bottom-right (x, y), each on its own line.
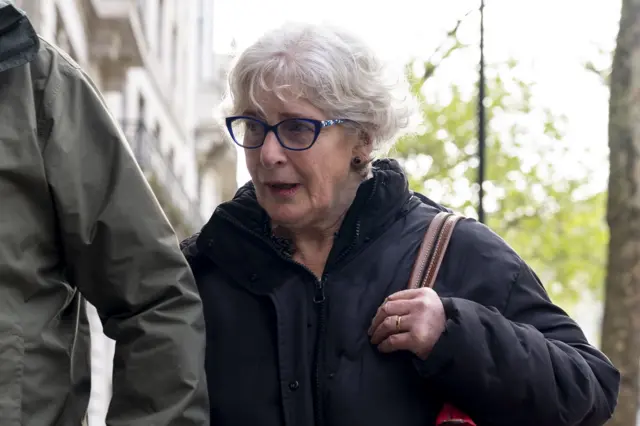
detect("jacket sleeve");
top-left (415, 220), bottom-right (620, 426)
top-left (39, 45), bottom-right (209, 425)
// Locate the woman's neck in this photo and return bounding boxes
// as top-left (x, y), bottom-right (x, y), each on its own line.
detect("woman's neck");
top-left (274, 211), bottom-right (345, 278)
top-left (273, 170), bottom-right (372, 277)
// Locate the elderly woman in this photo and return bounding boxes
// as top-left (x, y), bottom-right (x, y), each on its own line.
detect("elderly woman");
top-left (181, 23), bottom-right (619, 426)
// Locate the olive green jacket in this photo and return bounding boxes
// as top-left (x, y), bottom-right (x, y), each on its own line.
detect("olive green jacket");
top-left (0, 2), bottom-right (208, 425)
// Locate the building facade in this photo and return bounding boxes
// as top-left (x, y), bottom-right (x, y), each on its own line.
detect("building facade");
top-left (11, 0), bottom-right (235, 424)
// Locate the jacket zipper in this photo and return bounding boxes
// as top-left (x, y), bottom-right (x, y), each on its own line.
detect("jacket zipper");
top-left (313, 274), bottom-right (327, 426)
top-left (312, 221), bottom-right (359, 426)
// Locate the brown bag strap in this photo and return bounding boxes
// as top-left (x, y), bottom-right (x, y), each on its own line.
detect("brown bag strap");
top-left (408, 212), bottom-right (463, 290)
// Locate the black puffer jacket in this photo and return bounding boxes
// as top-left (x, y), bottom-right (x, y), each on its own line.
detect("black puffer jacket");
top-left (182, 159), bottom-right (619, 426)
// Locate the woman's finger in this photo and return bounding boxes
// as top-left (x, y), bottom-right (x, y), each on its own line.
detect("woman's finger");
top-left (377, 331), bottom-right (414, 354)
top-left (386, 288), bottom-right (428, 302)
top-left (368, 299), bottom-right (414, 335)
top-left (370, 312), bottom-right (415, 345)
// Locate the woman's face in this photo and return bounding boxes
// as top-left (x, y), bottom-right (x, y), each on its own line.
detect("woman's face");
top-left (243, 93), bottom-right (364, 231)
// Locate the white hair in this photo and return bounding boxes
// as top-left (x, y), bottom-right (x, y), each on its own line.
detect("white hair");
top-left (224, 22), bottom-right (411, 155)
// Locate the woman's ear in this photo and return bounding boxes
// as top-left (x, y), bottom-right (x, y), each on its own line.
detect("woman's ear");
top-left (350, 131), bottom-right (374, 176)
top-left (352, 130), bottom-right (373, 160)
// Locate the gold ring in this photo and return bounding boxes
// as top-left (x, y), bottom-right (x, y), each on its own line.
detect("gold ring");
top-left (395, 315), bottom-right (402, 332)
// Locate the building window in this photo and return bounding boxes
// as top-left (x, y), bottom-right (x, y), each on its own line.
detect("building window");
top-left (167, 147), bottom-right (175, 173)
top-left (138, 95), bottom-right (146, 126)
top-left (133, 95), bottom-right (146, 161)
top-left (153, 123), bottom-right (161, 143)
top-left (157, 0), bottom-right (164, 55)
top-left (137, 0), bottom-right (146, 41)
top-left (171, 25), bottom-right (178, 86)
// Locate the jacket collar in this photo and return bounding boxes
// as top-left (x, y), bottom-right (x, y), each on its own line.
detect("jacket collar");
top-left (0, 1), bottom-right (39, 74)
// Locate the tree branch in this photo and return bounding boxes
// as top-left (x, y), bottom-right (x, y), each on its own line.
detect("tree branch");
top-left (420, 9), bottom-right (475, 84)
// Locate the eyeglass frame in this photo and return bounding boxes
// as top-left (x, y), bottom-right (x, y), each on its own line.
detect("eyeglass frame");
top-left (225, 115), bottom-right (354, 151)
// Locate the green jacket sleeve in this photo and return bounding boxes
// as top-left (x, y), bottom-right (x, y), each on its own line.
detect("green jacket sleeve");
top-left (39, 43), bottom-right (209, 425)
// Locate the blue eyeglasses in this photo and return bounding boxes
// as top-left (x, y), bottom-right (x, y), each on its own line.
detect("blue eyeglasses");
top-left (225, 116), bottom-right (352, 151)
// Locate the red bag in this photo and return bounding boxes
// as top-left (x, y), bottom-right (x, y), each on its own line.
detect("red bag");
top-left (436, 403), bottom-right (476, 425)
top-left (407, 212), bottom-right (475, 426)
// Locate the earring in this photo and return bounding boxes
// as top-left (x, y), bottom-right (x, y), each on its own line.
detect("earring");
top-left (352, 156), bottom-right (362, 165)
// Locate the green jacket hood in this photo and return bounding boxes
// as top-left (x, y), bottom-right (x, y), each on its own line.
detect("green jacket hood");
top-left (0, 1), bottom-right (39, 73)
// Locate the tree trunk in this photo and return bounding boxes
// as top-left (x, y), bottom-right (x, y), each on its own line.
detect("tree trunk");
top-left (601, 0), bottom-right (640, 424)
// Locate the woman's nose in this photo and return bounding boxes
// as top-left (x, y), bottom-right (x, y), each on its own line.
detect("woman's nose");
top-left (260, 131), bottom-right (287, 169)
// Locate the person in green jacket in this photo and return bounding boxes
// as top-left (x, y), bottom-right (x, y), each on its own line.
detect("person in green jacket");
top-left (0, 2), bottom-right (209, 425)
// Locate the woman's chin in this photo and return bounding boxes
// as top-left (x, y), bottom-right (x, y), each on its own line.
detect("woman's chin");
top-left (264, 205), bottom-right (309, 229)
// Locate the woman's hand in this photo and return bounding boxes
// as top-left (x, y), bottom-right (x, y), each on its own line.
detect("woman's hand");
top-left (368, 288), bottom-right (447, 360)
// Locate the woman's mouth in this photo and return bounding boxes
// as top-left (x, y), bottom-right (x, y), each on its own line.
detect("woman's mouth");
top-left (266, 183), bottom-right (300, 197)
